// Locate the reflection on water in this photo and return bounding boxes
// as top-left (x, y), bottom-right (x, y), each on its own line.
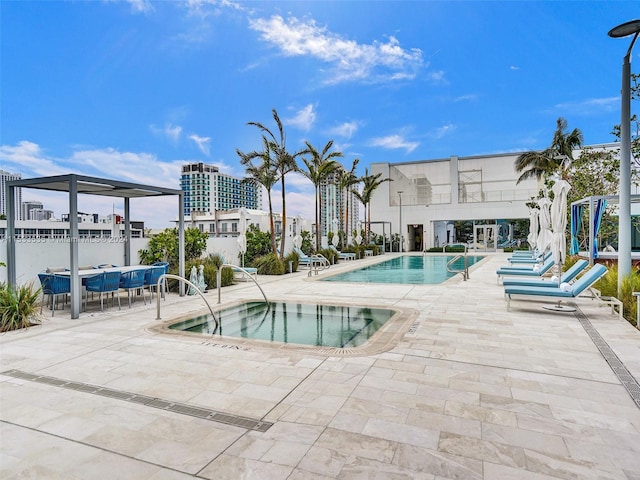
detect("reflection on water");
top-left (169, 302), bottom-right (394, 348)
top-left (322, 255), bottom-right (484, 284)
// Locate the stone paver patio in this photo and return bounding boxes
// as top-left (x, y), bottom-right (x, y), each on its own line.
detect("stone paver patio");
top-left (1, 253), bottom-right (639, 479)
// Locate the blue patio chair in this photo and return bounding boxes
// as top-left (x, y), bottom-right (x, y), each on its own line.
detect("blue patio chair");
top-left (152, 261), bottom-right (170, 293)
top-left (84, 271), bottom-right (122, 312)
top-left (329, 245), bottom-right (355, 261)
top-left (502, 260), bottom-right (588, 287)
top-left (144, 265), bottom-right (166, 300)
top-left (496, 257), bottom-right (555, 284)
top-left (507, 250), bottom-right (551, 265)
top-left (38, 273), bottom-right (71, 316)
top-left (120, 269), bottom-right (147, 307)
top-left (504, 264), bottom-right (608, 310)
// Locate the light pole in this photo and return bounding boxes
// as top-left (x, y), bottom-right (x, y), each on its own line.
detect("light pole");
top-left (398, 191), bottom-right (403, 252)
top-left (609, 19), bottom-right (640, 293)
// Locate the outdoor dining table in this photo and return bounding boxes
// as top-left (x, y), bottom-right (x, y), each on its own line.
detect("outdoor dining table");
top-left (55, 265), bottom-right (154, 313)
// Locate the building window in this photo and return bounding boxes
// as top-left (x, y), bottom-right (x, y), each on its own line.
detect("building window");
top-left (209, 223), bottom-right (215, 233)
top-left (231, 222), bottom-right (238, 233)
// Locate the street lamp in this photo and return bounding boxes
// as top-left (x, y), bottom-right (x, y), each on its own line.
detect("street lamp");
top-left (608, 19), bottom-right (640, 292)
top-left (398, 191), bottom-right (403, 252)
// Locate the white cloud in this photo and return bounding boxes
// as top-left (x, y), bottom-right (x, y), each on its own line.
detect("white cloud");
top-left (510, 65), bottom-right (520, 71)
top-left (0, 141), bottom-right (68, 176)
top-left (125, 0), bottom-right (154, 14)
top-left (328, 121), bottom-right (360, 139)
top-left (0, 141), bottom-right (186, 227)
top-left (285, 104), bottom-right (316, 131)
top-left (432, 122), bottom-right (456, 139)
top-left (551, 97), bottom-right (619, 115)
top-left (189, 134), bottom-right (211, 155)
top-left (248, 15), bottom-right (424, 84)
top-left (453, 94), bottom-right (477, 102)
top-left (150, 123), bottom-right (183, 143)
top-left (369, 134), bottom-right (419, 153)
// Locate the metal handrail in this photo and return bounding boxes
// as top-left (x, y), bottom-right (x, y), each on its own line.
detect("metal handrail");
top-left (446, 253), bottom-right (469, 281)
top-left (218, 264), bottom-right (269, 306)
top-left (307, 254), bottom-right (330, 276)
top-left (155, 274), bottom-right (218, 332)
top-left (442, 243), bottom-right (468, 253)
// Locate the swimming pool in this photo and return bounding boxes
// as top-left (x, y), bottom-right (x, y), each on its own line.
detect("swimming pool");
top-left (168, 301), bottom-right (396, 348)
top-left (321, 254), bottom-right (485, 284)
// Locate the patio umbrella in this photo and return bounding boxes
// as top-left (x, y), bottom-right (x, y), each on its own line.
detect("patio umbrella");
top-left (293, 234), bottom-right (302, 250)
top-left (188, 265), bottom-right (198, 295)
top-left (551, 178), bottom-right (572, 281)
top-left (237, 232), bottom-right (246, 267)
top-left (527, 207), bottom-right (539, 251)
top-left (331, 219), bottom-right (339, 247)
top-left (537, 197), bottom-right (553, 256)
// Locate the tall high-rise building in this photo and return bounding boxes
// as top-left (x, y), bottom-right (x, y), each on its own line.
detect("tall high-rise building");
top-left (180, 162), bottom-right (261, 216)
top-left (21, 201), bottom-right (43, 220)
top-left (1, 170), bottom-right (23, 220)
top-left (319, 171), bottom-right (360, 238)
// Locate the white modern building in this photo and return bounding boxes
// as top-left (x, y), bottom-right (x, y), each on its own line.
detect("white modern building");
top-left (369, 152), bottom-right (543, 252)
top-left (184, 208), bottom-right (310, 240)
top-left (180, 162), bottom-right (262, 217)
top-left (319, 171), bottom-right (360, 239)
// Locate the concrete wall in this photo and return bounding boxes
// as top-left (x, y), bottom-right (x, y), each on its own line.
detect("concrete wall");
top-left (2, 234), bottom-right (298, 285)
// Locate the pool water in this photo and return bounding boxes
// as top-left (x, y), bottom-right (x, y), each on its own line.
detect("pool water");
top-left (322, 254), bottom-right (485, 284)
top-left (169, 301), bottom-right (395, 348)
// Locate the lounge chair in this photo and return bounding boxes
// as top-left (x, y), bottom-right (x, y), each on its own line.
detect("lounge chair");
top-left (496, 257), bottom-right (555, 284)
top-left (294, 247), bottom-right (330, 271)
top-left (504, 263), bottom-right (608, 310)
top-left (329, 245), bottom-right (355, 261)
top-left (508, 250), bottom-right (551, 265)
top-left (502, 259), bottom-right (588, 287)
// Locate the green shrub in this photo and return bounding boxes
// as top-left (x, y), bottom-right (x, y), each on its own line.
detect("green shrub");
top-left (592, 261), bottom-right (639, 327)
top-left (319, 248), bottom-right (337, 264)
top-left (254, 253), bottom-right (286, 275)
top-left (0, 282), bottom-right (42, 332)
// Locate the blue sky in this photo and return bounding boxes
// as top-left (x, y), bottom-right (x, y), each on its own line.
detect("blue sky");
top-left (1, 0), bottom-right (638, 228)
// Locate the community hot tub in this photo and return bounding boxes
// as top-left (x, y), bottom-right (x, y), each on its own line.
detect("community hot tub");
top-left (159, 300), bottom-right (417, 355)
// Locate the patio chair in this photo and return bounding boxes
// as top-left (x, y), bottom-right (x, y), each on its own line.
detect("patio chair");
top-left (504, 263), bottom-right (608, 310)
top-left (294, 247), bottom-right (330, 271)
top-left (507, 250), bottom-right (551, 265)
top-left (84, 271), bottom-right (122, 312)
top-left (38, 273), bottom-right (71, 316)
top-left (502, 259), bottom-right (588, 288)
top-left (120, 269), bottom-right (147, 307)
top-left (329, 245), bottom-right (355, 261)
top-left (496, 257), bottom-right (555, 284)
top-left (152, 261), bottom-right (170, 293)
top-left (144, 265), bottom-right (166, 299)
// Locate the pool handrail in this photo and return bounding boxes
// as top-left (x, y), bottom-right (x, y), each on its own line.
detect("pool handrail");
top-left (442, 243), bottom-right (468, 253)
top-left (156, 274), bottom-right (219, 333)
top-left (218, 264), bottom-right (269, 309)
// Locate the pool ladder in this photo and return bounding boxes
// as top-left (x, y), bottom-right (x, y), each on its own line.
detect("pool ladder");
top-left (155, 274), bottom-right (219, 331)
top-left (444, 243), bottom-right (470, 281)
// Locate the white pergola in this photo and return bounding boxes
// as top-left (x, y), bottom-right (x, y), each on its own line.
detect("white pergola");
top-left (570, 194), bottom-right (640, 266)
top-left (6, 174), bottom-right (185, 319)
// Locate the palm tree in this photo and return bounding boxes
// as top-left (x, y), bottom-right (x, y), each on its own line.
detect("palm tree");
top-left (247, 109), bottom-right (305, 259)
top-left (352, 169), bottom-right (391, 244)
top-left (237, 138), bottom-right (279, 255)
top-left (299, 140), bottom-right (343, 251)
top-left (336, 158), bottom-right (360, 247)
top-left (514, 117), bottom-right (583, 184)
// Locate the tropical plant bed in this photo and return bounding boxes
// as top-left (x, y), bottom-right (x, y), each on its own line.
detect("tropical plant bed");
top-left (0, 282), bottom-right (42, 332)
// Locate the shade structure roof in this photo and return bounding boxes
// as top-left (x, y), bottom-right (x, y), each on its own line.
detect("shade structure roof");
top-left (7, 174), bottom-right (182, 198)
